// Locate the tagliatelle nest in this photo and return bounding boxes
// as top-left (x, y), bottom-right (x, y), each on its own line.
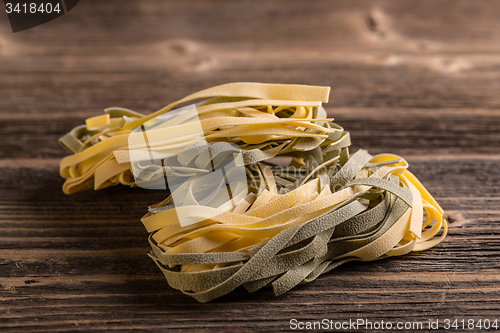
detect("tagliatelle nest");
top-left (59, 82), bottom-right (447, 302)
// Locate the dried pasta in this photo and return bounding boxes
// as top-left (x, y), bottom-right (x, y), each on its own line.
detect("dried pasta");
top-left (59, 82), bottom-right (446, 302)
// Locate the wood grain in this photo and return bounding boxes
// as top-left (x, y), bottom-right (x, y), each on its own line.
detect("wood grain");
top-left (1, 0), bottom-right (499, 331)
top-left (1, 108), bottom-right (500, 159)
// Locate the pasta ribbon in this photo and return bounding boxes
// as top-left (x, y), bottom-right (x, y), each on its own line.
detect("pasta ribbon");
top-left (58, 82), bottom-right (447, 302)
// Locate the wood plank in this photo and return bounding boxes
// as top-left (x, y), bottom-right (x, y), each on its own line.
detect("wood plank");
top-left (0, 272), bottom-right (499, 332)
top-left (0, 160), bottom-right (499, 290)
top-left (1, 108), bottom-right (499, 158)
top-left (0, 156), bottom-right (498, 204)
top-left (4, 1), bottom-right (500, 116)
top-left (3, 62), bottom-right (500, 116)
top-left (3, 0), bottom-right (500, 55)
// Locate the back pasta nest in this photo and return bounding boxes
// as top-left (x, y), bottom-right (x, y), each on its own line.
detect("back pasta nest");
top-left (59, 82), bottom-right (447, 302)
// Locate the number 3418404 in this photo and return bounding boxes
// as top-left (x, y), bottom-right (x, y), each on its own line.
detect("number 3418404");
top-left (5, 2), bottom-right (62, 14)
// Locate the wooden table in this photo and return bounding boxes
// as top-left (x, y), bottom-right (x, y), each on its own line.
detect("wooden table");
top-left (1, 1), bottom-right (499, 331)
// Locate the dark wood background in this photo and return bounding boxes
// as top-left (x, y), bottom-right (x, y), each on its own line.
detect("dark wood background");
top-left (1, 1), bottom-right (499, 331)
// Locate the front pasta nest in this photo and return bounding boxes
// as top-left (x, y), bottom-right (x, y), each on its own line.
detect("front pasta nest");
top-left (58, 82), bottom-right (447, 302)
top-left (144, 147), bottom-right (446, 302)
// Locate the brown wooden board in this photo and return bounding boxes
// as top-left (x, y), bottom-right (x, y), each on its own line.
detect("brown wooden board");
top-left (1, 0), bottom-right (499, 331)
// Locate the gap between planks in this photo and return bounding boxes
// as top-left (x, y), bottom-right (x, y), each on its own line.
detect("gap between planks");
top-left (1, 153), bottom-right (500, 169)
top-left (2, 271), bottom-right (500, 285)
top-left (2, 108), bottom-right (500, 120)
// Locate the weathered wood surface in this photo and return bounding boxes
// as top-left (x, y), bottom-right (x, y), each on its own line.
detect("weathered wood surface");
top-left (1, 0), bottom-right (499, 331)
